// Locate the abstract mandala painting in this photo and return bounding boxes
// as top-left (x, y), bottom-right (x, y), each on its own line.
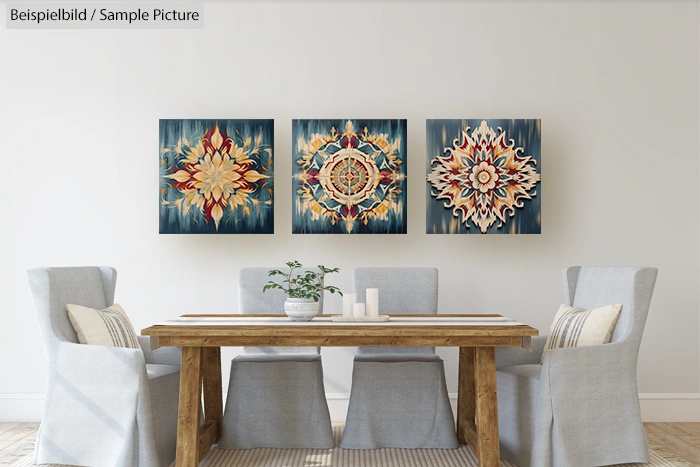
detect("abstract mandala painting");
top-left (426, 119), bottom-right (541, 234)
top-left (293, 119), bottom-right (407, 234)
top-left (159, 119), bottom-right (274, 234)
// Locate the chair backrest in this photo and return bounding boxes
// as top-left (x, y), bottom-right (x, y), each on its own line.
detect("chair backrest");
top-left (26, 267), bottom-right (117, 359)
top-left (239, 267), bottom-right (324, 315)
top-left (353, 267), bottom-right (438, 356)
top-left (239, 267), bottom-right (322, 355)
top-left (563, 266), bottom-right (657, 349)
top-left (353, 267), bottom-right (438, 315)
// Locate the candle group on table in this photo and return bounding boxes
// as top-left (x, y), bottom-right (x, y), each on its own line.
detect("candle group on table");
top-left (341, 289), bottom-right (379, 320)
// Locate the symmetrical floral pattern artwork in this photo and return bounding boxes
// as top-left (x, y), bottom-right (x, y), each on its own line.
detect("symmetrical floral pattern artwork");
top-left (426, 119), bottom-right (541, 234)
top-left (293, 119), bottom-right (407, 234)
top-left (159, 119), bottom-right (274, 234)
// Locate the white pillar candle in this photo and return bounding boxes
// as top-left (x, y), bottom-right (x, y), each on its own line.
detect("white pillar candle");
top-left (353, 303), bottom-right (366, 319)
top-left (366, 288), bottom-right (379, 318)
top-left (342, 293), bottom-right (356, 318)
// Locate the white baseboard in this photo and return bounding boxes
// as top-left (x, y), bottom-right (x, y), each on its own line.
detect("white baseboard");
top-left (0, 394), bottom-right (45, 422)
top-left (2, 393), bottom-right (699, 423)
top-left (638, 393), bottom-right (700, 422)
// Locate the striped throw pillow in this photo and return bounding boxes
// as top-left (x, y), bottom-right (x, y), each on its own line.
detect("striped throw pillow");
top-left (541, 303), bottom-right (622, 363)
top-left (66, 303), bottom-right (140, 349)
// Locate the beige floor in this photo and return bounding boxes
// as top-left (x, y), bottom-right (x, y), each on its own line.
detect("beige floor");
top-left (0, 422), bottom-right (699, 467)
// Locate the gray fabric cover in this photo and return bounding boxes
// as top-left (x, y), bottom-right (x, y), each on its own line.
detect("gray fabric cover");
top-left (495, 266), bottom-right (658, 467)
top-left (26, 267), bottom-right (181, 467)
top-left (144, 363), bottom-right (180, 466)
top-left (341, 267), bottom-right (458, 449)
top-left (341, 358), bottom-right (459, 449)
top-left (218, 355), bottom-right (334, 449)
top-left (218, 267), bottom-right (334, 449)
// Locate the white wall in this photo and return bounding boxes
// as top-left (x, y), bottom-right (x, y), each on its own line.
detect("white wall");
top-left (1, 1), bottom-right (699, 421)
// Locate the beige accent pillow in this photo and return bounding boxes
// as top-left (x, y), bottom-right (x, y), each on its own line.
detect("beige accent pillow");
top-left (541, 303), bottom-right (622, 363)
top-left (66, 303), bottom-right (140, 349)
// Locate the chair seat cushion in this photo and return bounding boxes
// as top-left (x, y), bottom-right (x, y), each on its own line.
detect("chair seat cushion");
top-left (497, 363), bottom-right (543, 380)
top-left (146, 363), bottom-right (180, 380)
top-left (354, 353), bottom-right (442, 363)
top-left (357, 345), bottom-right (436, 356)
top-left (233, 354), bottom-right (321, 363)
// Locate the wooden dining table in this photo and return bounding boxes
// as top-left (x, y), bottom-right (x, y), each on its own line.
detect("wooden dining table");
top-left (141, 314), bottom-right (538, 467)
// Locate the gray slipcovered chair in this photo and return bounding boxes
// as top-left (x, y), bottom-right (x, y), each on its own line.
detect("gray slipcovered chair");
top-left (26, 266), bottom-right (181, 467)
top-left (495, 266), bottom-right (658, 467)
top-left (217, 267), bottom-right (334, 449)
top-left (340, 267), bottom-right (459, 449)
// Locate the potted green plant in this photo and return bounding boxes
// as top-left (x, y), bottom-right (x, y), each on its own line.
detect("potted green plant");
top-left (263, 261), bottom-right (342, 321)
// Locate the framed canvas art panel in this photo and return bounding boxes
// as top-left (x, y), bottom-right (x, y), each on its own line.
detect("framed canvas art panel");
top-left (159, 119), bottom-right (274, 234)
top-left (292, 119), bottom-right (407, 234)
top-left (426, 119), bottom-right (541, 234)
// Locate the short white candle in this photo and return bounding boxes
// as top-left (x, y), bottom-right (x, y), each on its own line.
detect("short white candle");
top-left (342, 293), bottom-right (356, 318)
top-left (353, 303), bottom-right (366, 319)
top-left (366, 288), bottom-right (379, 318)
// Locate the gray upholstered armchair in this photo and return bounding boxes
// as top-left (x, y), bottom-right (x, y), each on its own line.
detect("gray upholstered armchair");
top-left (26, 267), bottom-right (181, 467)
top-left (495, 266), bottom-right (658, 467)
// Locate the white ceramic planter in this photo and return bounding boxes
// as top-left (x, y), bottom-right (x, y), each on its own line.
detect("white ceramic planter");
top-left (284, 298), bottom-right (320, 322)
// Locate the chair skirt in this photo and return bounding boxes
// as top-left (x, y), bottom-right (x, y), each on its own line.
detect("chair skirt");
top-left (145, 364), bottom-right (180, 467)
top-left (218, 354), bottom-right (334, 449)
top-left (496, 364), bottom-right (542, 467)
top-left (496, 363), bottom-right (650, 467)
top-left (340, 355), bottom-right (459, 449)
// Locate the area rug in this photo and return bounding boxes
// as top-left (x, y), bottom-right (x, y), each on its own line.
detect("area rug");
top-left (9, 426), bottom-right (691, 467)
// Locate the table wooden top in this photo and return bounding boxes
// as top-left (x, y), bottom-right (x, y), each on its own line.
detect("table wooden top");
top-left (141, 315), bottom-right (538, 348)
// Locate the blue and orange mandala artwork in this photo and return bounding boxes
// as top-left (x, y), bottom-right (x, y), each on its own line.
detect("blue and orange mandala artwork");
top-left (293, 120), bottom-right (407, 234)
top-left (159, 119), bottom-right (274, 234)
top-left (426, 119), bottom-right (541, 234)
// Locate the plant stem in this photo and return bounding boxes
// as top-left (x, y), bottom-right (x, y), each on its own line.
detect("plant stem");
top-left (317, 269), bottom-right (325, 296)
top-left (286, 263), bottom-right (296, 297)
